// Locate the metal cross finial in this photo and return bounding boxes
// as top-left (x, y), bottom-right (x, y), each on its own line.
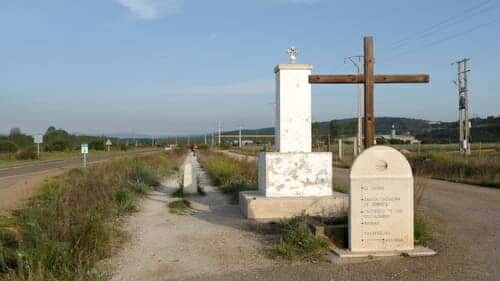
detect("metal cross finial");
top-left (287, 47), bottom-right (298, 64)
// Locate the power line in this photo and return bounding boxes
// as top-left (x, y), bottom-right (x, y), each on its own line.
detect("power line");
top-left (388, 4), bottom-right (497, 52)
top-left (384, 0), bottom-right (495, 50)
top-left (386, 16), bottom-right (500, 60)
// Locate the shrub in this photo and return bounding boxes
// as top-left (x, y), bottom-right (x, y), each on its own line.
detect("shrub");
top-left (168, 199), bottom-right (190, 215)
top-left (0, 141), bottom-right (18, 153)
top-left (45, 139), bottom-right (72, 152)
top-left (90, 140), bottom-right (105, 151)
top-left (273, 217), bottom-right (328, 260)
top-left (15, 147), bottom-right (37, 160)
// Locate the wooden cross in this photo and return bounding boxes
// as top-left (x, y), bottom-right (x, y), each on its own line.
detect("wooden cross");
top-left (309, 36), bottom-right (430, 148)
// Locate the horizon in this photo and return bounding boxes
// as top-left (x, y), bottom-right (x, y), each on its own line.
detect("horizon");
top-left (2, 115), bottom-right (498, 137)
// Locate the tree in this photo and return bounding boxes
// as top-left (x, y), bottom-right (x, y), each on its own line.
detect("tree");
top-left (312, 122), bottom-right (321, 137)
top-left (46, 126), bottom-right (56, 134)
top-left (9, 127), bottom-right (22, 137)
top-left (329, 120), bottom-right (341, 137)
top-left (8, 127), bottom-right (32, 148)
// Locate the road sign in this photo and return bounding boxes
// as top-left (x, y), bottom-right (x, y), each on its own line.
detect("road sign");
top-left (81, 143), bottom-right (89, 167)
top-left (106, 139), bottom-right (112, 146)
top-left (34, 134), bottom-right (43, 144)
top-left (34, 134), bottom-right (43, 159)
top-left (81, 143), bottom-right (89, 154)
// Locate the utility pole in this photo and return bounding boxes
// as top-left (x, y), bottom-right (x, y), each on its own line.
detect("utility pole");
top-left (344, 55), bottom-right (364, 155)
top-left (204, 134), bottom-right (207, 145)
top-left (218, 122), bottom-right (221, 146)
top-left (453, 58), bottom-right (471, 155)
top-left (238, 126), bottom-right (242, 148)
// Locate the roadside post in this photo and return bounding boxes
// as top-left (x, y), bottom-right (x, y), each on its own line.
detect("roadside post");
top-left (81, 143), bottom-right (89, 167)
top-left (106, 139), bottom-right (112, 152)
top-left (34, 134), bottom-right (43, 159)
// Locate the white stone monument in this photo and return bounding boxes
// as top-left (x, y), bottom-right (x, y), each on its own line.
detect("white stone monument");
top-left (183, 163), bottom-right (197, 194)
top-left (334, 146), bottom-right (435, 257)
top-left (240, 54), bottom-right (347, 220)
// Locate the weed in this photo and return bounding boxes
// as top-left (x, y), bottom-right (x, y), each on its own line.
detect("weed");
top-left (333, 185), bottom-right (348, 194)
top-left (168, 199), bottom-right (191, 215)
top-left (113, 190), bottom-right (138, 213)
top-left (414, 214), bottom-right (429, 246)
top-left (273, 217), bottom-right (328, 260)
top-left (172, 188), bottom-right (184, 198)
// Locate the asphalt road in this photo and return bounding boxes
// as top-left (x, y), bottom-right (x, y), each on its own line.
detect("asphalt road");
top-left (213, 150), bottom-right (500, 281)
top-left (0, 149), bottom-right (159, 179)
top-left (0, 149), bottom-right (161, 212)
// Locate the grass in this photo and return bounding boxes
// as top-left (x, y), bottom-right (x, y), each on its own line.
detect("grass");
top-left (414, 214), bottom-right (430, 246)
top-left (198, 150), bottom-right (257, 195)
top-left (0, 148), bottom-right (154, 167)
top-left (408, 151), bottom-right (500, 188)
top-left (0, 151), bottom-right (183, 281)
top-left (168, 199), bottom-right (191, 215)
top-left (273, 216), bottom-right (328, 261)
top-left (333, 185), bottom-right (348, 194)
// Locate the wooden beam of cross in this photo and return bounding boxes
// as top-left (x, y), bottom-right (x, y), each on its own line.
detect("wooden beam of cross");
top-left (309, 36), bottom-right (430, 148)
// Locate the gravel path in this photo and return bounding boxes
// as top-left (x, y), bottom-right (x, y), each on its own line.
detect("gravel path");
top-left (109, 154), bottom-right (278, 281)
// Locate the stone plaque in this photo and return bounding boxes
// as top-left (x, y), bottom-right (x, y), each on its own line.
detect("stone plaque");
top-left (349, 146), bottom-right (414, 252)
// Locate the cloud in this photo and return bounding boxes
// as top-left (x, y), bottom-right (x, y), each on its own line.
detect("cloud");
top-left (114, 0), bottom-right (182, 20)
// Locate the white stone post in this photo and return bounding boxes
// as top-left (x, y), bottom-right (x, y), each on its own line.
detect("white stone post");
top-left (239, 62), bottom-right (345, 220)
top-left (274, 64), bottom-right (312, 153)
top-left (338, 139), bottom-right (343, 160)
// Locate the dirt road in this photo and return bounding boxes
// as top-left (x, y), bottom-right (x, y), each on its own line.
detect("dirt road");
top-left (0, 149), bottom-right (160, 212)
top-left (211, 150), bottom-right (500, 280)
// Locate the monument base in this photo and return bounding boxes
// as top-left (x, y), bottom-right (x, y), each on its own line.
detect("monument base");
top-left (239, 191), bottom-right (348, 220)
top-left (332, 246), bottom-right (437, 259)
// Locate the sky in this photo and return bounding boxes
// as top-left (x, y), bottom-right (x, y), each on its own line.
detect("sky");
top-left (0, 0), bottom-right (499, 135)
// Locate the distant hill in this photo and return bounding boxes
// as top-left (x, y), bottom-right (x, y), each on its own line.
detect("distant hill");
top-left (224, 116), bottom-right (500, 143)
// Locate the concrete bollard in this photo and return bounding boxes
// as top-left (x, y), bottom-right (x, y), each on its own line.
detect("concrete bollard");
top-left (183, 163), bottom-right (197, 194)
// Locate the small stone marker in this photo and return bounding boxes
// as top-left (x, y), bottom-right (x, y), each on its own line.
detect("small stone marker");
top-left (183, 163), bottom-right (197, 194)
top-left (334, 145), bottom-right (435, 258)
